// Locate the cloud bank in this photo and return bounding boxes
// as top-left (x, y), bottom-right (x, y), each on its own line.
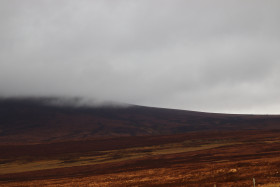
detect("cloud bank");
top-left (1, 0), bottom-right (280, 114)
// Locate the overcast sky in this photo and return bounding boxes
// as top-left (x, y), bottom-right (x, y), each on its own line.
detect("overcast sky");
top-left (1, 0), bottom-right (280, 114)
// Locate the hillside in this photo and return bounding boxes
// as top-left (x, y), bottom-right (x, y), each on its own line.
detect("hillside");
top-left (1, 97), bottom-right (280, 144)
top-left (1, 98), bottom-right (280, 186)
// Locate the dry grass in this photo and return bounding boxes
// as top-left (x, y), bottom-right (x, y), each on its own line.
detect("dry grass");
top-left (259, 183), bottom-right (280, 187)
top-left (0, 140), bottom-right (237, 175)
top-left (1, 155), bottom-right (280, 187)
top-left (1, 164), bottom-right (280, 187)
top-left (1, 131), bottom-right (280, 186)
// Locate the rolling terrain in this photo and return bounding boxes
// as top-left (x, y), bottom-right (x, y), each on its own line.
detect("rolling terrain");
top-left (1, 97), bottom-right (280, 186)
top-left (1, 97), bottom-right (280, 144)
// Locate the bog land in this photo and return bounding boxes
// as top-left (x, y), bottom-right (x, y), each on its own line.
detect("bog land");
top-left (1, 130), bottom-right (280, 186)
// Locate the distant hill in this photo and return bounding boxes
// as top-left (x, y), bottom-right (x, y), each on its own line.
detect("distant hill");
top-left (1, 97), bottom-right (280, 144)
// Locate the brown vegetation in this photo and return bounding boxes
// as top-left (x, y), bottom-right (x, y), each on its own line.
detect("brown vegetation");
top-left (1, 98), bottom-right (280, 144)
top-left (1, 99), bottom-right (280, 186)
top-left (1, 130), bottom-right (280, 186)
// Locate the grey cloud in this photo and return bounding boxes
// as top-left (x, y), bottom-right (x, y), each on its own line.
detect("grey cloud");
top-left (1, 0), bottom-right (280, 114)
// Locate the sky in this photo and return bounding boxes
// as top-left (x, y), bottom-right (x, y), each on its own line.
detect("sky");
top-left (0, 0), bottom-right (280, 114)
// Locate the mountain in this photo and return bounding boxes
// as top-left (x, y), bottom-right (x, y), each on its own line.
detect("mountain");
top-left (1, 97), bottom-right (280, 144)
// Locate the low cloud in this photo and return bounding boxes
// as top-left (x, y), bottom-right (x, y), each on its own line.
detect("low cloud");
top-left (1, 0), bottom-right (280, 114)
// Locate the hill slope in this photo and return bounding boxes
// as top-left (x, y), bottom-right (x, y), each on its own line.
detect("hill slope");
top-left (1, 97), bottom-right (280, 144)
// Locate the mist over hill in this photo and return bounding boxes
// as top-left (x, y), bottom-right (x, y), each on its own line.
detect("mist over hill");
top-left (1, 97), bottom-right (280, 144)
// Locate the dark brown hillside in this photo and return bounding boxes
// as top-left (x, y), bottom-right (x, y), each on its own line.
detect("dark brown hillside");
top-left (0, 97), bottom-right (280, 144)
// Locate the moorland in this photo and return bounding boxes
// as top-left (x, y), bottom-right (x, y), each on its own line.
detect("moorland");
top-left (0, 98), bottom-right (280, 186)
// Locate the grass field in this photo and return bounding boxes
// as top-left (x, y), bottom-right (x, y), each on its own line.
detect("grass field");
top-left (0, 141), bottom-right (236, 174)
top-left (1, 130), bottom-right (280, 186)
